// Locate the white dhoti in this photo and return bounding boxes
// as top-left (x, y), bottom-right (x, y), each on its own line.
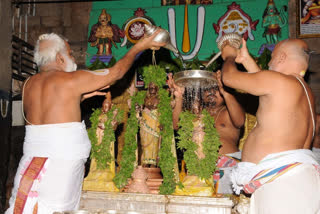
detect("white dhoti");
top-left (231, 149), bottom-right (320, 214)
top-left (6, 121), bottom-right (91, 214)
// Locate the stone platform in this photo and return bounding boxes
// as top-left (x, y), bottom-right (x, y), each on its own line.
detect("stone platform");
top-left (80, 191), bottom-right (233, 214)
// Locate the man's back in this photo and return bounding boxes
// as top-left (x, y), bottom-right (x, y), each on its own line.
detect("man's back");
top-left (242, 73), bottom-right (315, 163)
top-left (23, 70), bottom-right (82, 125)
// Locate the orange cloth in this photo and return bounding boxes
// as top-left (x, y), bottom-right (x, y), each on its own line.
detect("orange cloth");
top-left (14, 157), bottom-right (47, 214)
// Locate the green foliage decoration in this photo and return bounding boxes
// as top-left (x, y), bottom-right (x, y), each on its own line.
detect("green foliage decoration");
top-left (157, 87), bottom-right (177, 194)
top-left (177, 110), bottom-right (221, 180)
top-left (113, 91), bottom-right (146, 189)
top-left (257, 48), bottom-right (272, 70)
top-left (142, 65), bottom-right (167, 88)
top-left (88, 105), bottom-right (123, 169)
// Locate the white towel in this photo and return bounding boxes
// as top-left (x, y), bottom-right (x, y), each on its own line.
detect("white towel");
top-left (231, 149), bottom-right (318, 194)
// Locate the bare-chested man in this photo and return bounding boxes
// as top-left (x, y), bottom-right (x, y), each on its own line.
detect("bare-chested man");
top-left (168, 71), bottom-right (245, 194)
top-left (221, 38), bottom-right (320, 213)
top-left (6, 32), bottom-right (165, 214)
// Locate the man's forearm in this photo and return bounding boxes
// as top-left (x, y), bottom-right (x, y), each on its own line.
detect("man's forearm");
top-left (111, 45), bottom-right (141, 78)
top-left (223, 92), bottom-right (245, 128)
top-left (172, 97), bottom-right (183, 130)
top-left (222, 57), bottom-right (237, 87)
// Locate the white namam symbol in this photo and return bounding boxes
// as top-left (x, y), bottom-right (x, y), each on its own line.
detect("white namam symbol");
top-left (130, 23), bottom-right (145, 39)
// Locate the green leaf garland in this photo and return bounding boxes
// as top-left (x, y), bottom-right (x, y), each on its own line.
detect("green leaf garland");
top-left (113, 91), bottom-right (146, 188)
top-left (88, 106), bottom-right (123, 170)
top-left (177, 110), bottom-right (221, 180)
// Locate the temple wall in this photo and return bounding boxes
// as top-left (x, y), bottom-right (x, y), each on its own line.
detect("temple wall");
top-left (12, 2), bottom-right (92, 68)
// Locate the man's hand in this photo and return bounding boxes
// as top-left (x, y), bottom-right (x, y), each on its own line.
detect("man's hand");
top-left (216, 70), bottom-right (226, 96)
top-left (221, 42), bottom-right (238, 61)
top-left (135, 29), bottom-right (166, 51)
top-left (167, 73), bottom-right (185, 98)
top-left (81, 85), bottom-right (109, 102)
top-left (235, 39), bottom-right (250, 64)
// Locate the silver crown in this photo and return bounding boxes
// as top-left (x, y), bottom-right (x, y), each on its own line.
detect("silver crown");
top-left (217, 33), bottom-right (242, 50)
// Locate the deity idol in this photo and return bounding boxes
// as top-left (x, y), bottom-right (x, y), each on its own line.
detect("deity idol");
top-left (175, 99), bottom-right (215, 197)
top-left (138, 82), bottom-right (161, 168)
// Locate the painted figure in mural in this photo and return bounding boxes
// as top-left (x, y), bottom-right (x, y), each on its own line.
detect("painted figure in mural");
top-left (83, 92), bottom-right (120, 192)
top-left (262, 0), bottom-right (287, 44)
top-left (213, 2), bottom-right (259, 42)
top-left (138, 82), bottom-right (161, 168)
top-left (162, 0), bottom-right (212, 5)
top-left (88, 9), bottom-right (124, 55)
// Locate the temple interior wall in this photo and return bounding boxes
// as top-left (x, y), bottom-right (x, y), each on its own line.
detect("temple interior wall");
top-left (12, 2), bottom-right (92, 68)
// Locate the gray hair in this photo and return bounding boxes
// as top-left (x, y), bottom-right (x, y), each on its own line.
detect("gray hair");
top-left (34, 33), bottom-right (67, 67)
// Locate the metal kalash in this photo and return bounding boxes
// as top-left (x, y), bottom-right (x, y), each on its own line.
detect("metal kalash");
top-left (144, 24), bottom-right (179, 54)
top-left (174, 33), bottom-right (242, 89)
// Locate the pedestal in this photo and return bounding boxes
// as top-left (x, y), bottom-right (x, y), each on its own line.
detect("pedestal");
top-left (90, 55), bottom-right (113, 64)
top-left (80, 191), bottom-right (233, 214)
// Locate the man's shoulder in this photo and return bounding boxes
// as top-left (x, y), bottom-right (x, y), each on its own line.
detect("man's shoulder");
top-left (35, 70), bottom-right (74, 88)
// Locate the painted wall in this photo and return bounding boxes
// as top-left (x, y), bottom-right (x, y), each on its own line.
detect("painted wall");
top-left (87, 0), bottom-right (289, 65)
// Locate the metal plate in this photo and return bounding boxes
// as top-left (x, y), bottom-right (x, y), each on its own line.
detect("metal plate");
top-left (173, 70), bottom-right (217, 88)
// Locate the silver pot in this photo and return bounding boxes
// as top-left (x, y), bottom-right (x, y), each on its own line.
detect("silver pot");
top-left (173, 70), bottom-right (217, 88)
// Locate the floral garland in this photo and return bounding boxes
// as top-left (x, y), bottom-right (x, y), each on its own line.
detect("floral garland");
top-left (177, 109), bottom-right (221, 180)
top-left (114, 65), bottom-right (177, 194)
top-left (88, 106), bottom-right (123, 169)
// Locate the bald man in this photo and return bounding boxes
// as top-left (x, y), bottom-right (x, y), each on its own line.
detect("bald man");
top-left (221, 39), bottom-right (320, 213)
top-left (6, 32), bottom-right (165, 214)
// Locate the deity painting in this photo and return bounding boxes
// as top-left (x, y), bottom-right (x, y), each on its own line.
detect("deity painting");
top-left (298, 0), bottom-right (320, 37)
top-left (213, 2), bottom-right (259, 42)
top-left (161, 0), bottom-right (212, 6)
top-left (88, 9), bottom-right (124, 55)
top-left (301, 0), bottom-right (320, 24)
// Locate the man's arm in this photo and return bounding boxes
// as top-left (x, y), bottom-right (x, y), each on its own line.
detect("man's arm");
top-left (216, 70), bottom-right (245, 128)
top-left (221, 45), bottom-right (284, 96)
top-left (168, 73), bottom-right (184, 130)
top-left (69, 30), bottom-right (166, 95)
top-left (235, 39), bottom-right (261, 73)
